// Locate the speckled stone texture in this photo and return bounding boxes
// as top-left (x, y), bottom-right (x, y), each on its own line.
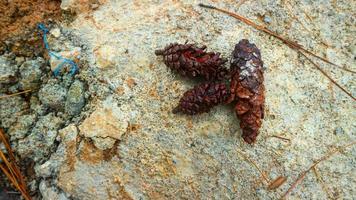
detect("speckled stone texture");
top-left (28, 0), bottom-right (356, 199)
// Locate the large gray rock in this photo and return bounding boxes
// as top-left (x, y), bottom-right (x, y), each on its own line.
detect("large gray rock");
top-left (17, 113), bottom-right (64, 162)
top-left (0, 96), bottom-right (28, 128)
top-left (0, 55), bottom-right (17, 85)
top-left (65, 80), bottom-right (85, 116)
top-left (39, 180), bottom-right (69, 200)
top-left (19, 57), bottom-right (44, 90)
top-left (39, 82), bottom-right (67, 110)
top-left (8, 114), bottom-right (37, 140)
top-left (35, 125), bottom-right (78, 178)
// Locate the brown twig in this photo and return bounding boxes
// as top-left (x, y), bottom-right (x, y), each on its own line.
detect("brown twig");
top-left (268, 176), bottom-right (287, 190)
top-left (0, 90), bottom-right (32, 100)
top-left (0, 129), bottom-right (31, 200)
top-left (280, 141), bottom-right (356, 199)
top-left (198, 4), bottom-right (356, 100)
top-left (198, 3), bottom-right (354, 73)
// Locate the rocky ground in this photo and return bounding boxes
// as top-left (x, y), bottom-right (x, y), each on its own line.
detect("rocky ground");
top-left (0, 0), bottom-right (355, 200)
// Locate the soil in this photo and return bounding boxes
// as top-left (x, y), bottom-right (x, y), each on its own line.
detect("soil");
top-left (0, 0), bottom-right (62, 43)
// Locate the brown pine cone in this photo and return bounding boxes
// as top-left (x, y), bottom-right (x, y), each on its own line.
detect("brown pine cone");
top-left (155, 43), bottom-right (228, 81)
top-left (173, 82), bottom-right (229, 115)
top-left (228, 39), bottom-right (265, 144)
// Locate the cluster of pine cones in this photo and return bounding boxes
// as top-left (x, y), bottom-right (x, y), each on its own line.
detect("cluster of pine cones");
top-left (155, 40), bottom-right (265, 144)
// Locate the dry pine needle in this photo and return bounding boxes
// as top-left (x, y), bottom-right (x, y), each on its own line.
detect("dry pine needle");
top-left (268, 176), bottom-right (287, 190)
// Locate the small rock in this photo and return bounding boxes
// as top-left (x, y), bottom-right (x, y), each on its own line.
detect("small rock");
top-left (61, 74), bottom-right (75, 88)
top-left (0, 55), bottom-right (17, 84)
top-left (0, 96), bottom-right (28, 128)
top-left (30, 95), bottom-right (47, 115)
top-left (92, 137), bottom-right (116, 150)
top-left (28, 180), bottom-right (38, 193)
top-left (36, 125), bottom-right (78, 178)
top-left (334, 127), bottom-right (344, 135)
top-left (8, 114), bottom-right (36, 140)
top-left (15, 56), bottom-right (25, 65)
top-left (49, 47), bottom-right (81, 73)
top-left (60, 0), bottom-right (72, 11)
top-left (0, 143), bottom-right (6, 153)
top-left (7, 83), bottom-right (20, 93)
top-left (17, 113), bottom-right (64, 162)
top-left (39, 82), bottom-right (67, 110)
top-left (58, 124), bottom-right (78, 143)
top-left (39, 180), bottom-right (69, 200)
top-left (60, 0), bottom-right (102, 13)
top-left (65, 80), bottom-right (85, 116)
top-left (264, 15), bottom-right (272, 24)
top-left (79, 103), bottom-right (129, 150)
top-left (35, 160), bottom-right (54, 178)
top-left (60, 0), bottom-right (82, 11)
top-left (91, 3), bottom-right (99, 9)
top-left (50, 28), bottom-right (61, 38)
top-left (94, 45), bottom-right (117, 69)
top-left (19, 57), bottom-right (44, 90)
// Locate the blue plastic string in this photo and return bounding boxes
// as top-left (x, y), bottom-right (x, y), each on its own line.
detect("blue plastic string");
top-left (38, 23), bottom-right (78, 76)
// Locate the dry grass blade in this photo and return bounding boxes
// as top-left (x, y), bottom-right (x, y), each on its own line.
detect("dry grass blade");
top-left (0, 90), bottom-right (32, 100)
top-left (0, 129), bottom-right (31, 200)
top-left (198, 4), bottom-right (356, 100)
top-left (280, 141), bottom-right (356, 199)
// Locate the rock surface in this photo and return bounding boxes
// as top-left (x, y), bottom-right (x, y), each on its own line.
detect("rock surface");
top-left (35, 0), bottom-right (356, 199)
top-left (65, 80), bottom-right (85, 116)
top-left (39, 81), bottom-right (68, 110)
top-left (1, 0), bottom-right (355, 199)
top-left (17, 113), bottom-right (64, 162)
top-left (0, 55), bottom-right (17, 85)
top-left (0, 96), bottom-right (28, 129)
top-left (78, 97), bottom-right (129, 150)
top-left (48, 0), bottom-right (355, 199)
top-left (39, 180), bottom-right (69, 200)
top-left (8, 114), bottom-right (37, 140)
top-left (19, 57), bottom-right (44, 90)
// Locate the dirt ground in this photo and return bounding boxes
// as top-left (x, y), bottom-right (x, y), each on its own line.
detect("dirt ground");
top-left (0, 0), bottom-right (61, 42)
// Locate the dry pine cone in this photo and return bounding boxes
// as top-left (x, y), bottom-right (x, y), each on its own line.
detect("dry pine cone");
top-left (173, 82), bottom-right (229, 115)
top-left (155, 43), bottom-right (228, 81)
top-left (228, 39), bottom-right (265, 144)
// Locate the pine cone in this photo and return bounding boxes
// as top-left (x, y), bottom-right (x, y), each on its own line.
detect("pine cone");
top-left (173, 82), bottom-right (229, 115)
top-left (155, 43), bottom-right (228, 81)
top-left (228, 39), bottom-right (265, 144)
